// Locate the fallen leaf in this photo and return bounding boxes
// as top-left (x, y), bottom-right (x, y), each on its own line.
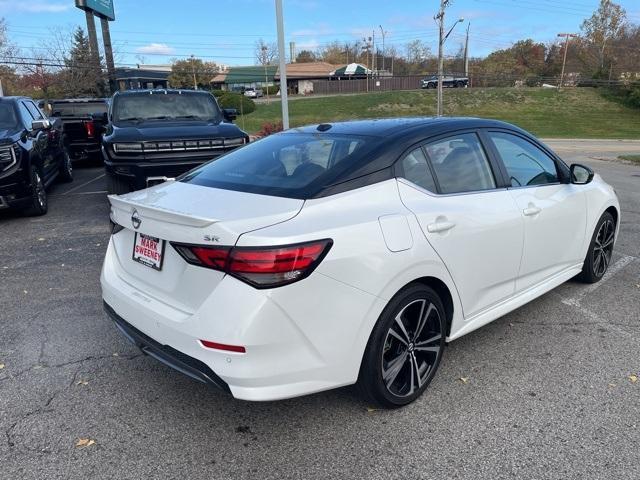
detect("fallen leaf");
top-left (0, 364), bottom-right (5, 370)
top-left (96, 243), bottom-right (101, 247)
top-left (608, 383), bottom-right (616, 388)
top-left (38, 238), bottom-right (45, 241)
top-left (112, 353), bottom-right (119, 357)
top-left (630, 375), bottom-right (638, 384)
top-left (366, 406), bottom-right (377, 412)
top-left (509, 323), bottom-right (514, 327)
top-left (23, 290), bottom-right (28, 294)
top-left (635, 284), bottom-right (640, 289)
top-left (60, 264), bottom-right (65, 267)
top-left (75, 438), bottom-right (95, 448)
top-left (76, 380), bottom-right (89, 386)
top-left (459, 377), bottom-right (469, 384)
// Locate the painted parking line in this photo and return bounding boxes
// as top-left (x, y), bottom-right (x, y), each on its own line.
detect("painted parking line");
top-left (561, 254), bottom-right (636, 307)
top-left (56, 173), bottom-right (105, 196)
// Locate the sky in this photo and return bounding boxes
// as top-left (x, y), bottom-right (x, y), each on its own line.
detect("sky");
top-left (2, 0), bottom-right (639, 67)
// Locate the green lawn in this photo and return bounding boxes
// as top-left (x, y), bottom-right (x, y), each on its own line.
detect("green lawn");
top-left (236, 87), bottom-right (640, 139)
top-left (618, 154), bottom-right (640, 163)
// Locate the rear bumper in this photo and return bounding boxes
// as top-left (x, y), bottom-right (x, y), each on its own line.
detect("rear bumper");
top-left (104, 302), bottom-right (231, 393)
top-left (68, 141), bottom-right (101, 159)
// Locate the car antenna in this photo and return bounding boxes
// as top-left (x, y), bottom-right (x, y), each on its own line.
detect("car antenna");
top-left (317, 124), bottom-right (332, 132)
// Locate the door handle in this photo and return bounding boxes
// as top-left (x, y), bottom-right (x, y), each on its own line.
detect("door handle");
top-left (523, 206), bottom-right (541, 216)
top-left (427, 221), bottom-right (456, 233)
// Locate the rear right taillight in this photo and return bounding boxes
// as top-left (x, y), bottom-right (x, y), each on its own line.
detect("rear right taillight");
top-left (172, 239), bottom-right (332, 289)
top-left (83, 120), bottom-right (95, 138)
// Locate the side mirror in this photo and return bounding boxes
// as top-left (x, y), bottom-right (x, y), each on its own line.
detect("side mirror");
top-left (570, 163), bottom-right (594, 185)
top-left (31, 119), bottom-right (51, 131)
top-left (91, 111), bottom-right (108, 124)
top-left (223, 108), bottom-right (237, 122)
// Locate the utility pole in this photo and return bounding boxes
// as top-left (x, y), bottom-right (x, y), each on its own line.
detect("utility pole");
top-left (262, 45), bottom-right (270, 104)
top-left (362, 37), bottom-right (371, 93)
top-left (84, 10), bottom-right (101, 85)
top-left (372, 30), bottom-right (376, 73)
top-left (379, 25), bottom-right (386, 72)
top-left (435, 1), bottom-right (464, 117)
top-left (557, 33), bottom-right (577, 89)
top-left (190, 54), bottom-right (197, 90)
top-left (275, 0), bottom-right (289, 129)
top-left (463, 21), bottom-right (470, 78)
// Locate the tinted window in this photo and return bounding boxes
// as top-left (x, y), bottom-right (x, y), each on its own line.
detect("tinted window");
top-left (489, 132), bottom-right (558, 187)
top-left (112, 92), bottom-right (220, 124)
top-left (424, 133), bottom-right (496, 194)
top-left (25, 101), bottom-right (44, 120)
top-left (18, 102), bottom-right (35, 128)
top-left (182, 133), bottom-right (372, 198)
top-left (0, 103), bottom-right (18, 129)
top-left (51, 102), bottom-right (108, 117)
top-left (401, 147), bottom-right (436, 192)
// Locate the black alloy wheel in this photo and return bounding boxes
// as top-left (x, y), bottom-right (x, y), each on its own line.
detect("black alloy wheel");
top-left (578, 211), bottom-right (616, 283)
top-left (358, 284), bottom-right (446, 408)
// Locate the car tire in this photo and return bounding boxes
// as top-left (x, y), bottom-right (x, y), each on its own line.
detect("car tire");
top-left (456, 81), bottom-right (465, 88)
top-left (58, 150), bottom-right (73, 183)
top-left (106, 173), bottom-right (131, 195)
top-left (24, 166), bottom-right (48, 216)
top-left (577, 211), bottom-right (616, 283)
top-left (427, 83), bottom-right (436, 89)
top-left (358, 283), bottom-right (446, 408)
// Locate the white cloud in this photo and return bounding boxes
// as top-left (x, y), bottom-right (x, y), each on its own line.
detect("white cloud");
top-left (0, 1), bottom-right (71, 13)
top-left (135, 43), bottom-right (175, 55)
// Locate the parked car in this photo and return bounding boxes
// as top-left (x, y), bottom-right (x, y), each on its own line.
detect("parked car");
top-left (243, 88), bottom-right (264, 98)
top-left (45, 98), bottom-right (109, 162)
top-left (421, 74), bottom-right (468, 89)
top-left (100, 89), bottom-right (248, 194)
top-left (102, 117), bottom-right (619, 407)
top-left (0, 96), bottom-right (73, 216)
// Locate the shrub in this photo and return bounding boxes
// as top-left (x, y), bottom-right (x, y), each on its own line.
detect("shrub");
top-left (263, 85), bottom-right (280, 96)
top-left (258, 121), bottom-right (283, 137)
top-left (210, 89), bottom-right (225, 98)
top-left (217, 92), bottom-right (256, 115)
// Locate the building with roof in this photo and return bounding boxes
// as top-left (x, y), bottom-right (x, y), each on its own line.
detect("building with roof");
top-left (275, 62), bottom-right (339, 94)
top-left (211, 65), bottom-right (278, 91)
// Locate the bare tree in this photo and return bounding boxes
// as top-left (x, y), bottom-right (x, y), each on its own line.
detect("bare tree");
top-left (255, 39), bottom-right (278, 65)
top-left (581, 0), bottom-right (627, 71)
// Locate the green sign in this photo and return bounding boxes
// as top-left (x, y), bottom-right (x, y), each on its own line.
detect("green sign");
top-left (75, 0), bottom-right (115, 21)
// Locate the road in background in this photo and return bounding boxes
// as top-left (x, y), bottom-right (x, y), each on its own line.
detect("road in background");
top-left (0, 143), bottom-right (639, 479)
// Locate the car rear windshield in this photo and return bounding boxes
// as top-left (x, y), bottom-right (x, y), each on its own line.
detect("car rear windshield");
top-left (51, 102), bottom-right (108, 117)
top-left (112, 92), bottom-right (221, 125)
top-left (0, 102), bottom-right (18, 129)
top-left (181, 132), bottom-right (378, 198)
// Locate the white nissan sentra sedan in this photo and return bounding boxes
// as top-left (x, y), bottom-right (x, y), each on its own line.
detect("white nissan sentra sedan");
top-left (102, 118), bottom-right (620, 408)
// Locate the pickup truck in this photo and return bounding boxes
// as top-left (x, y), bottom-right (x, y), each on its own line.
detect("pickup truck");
top-left (421, 75), bottom-right (469, 89)
top-left (43, 98), bottom-right (109, 162)
top-left (100, 89), bottom-right (249, 194)
top-left (0, 96), bottom-right (73, 216)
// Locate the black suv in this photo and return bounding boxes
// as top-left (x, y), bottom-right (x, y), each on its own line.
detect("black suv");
top-left (0, 97), bottom-right (73, 216)
top-left (43, 98), bottom-right (109, 162)
top-left (101, 89), bottom-right (249, 194)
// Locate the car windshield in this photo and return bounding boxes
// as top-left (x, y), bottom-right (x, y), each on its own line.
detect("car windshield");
top-left (0, 102), bottom-right (19, 129)
top-left (112, 92), bottom-right (221, 124)
top-left (181, 132), bottom-right (377, 198)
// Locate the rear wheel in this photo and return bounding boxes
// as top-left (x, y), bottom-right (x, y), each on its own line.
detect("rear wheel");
top-left (24, 166), bottom-right (48, 216)
top-left (455, 81), bottom-right (465, 88)
top-left (106, 172), bottom-right (131, 195)
top-left (577, 211), bottom-right (615, 283)
top-left (358, 284), bottom-right (446, 408)
top-left (426, 82), bottom-right (436, 89)
top-left (58, 150), bottom-right (73, 183)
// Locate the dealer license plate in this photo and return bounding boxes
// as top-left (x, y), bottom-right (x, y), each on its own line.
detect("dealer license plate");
top-left (132, 233), bottom-right (165, 271)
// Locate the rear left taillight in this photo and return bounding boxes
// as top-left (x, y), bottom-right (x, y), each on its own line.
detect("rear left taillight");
top-left (172, 239), bottom-right (332, 289)
top-left (83, 120), bottom-right (95, 138)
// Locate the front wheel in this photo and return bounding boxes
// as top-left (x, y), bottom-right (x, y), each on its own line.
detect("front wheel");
top-left (577, 211), bottom-right (615, 283)
top-left (358, 284), bottom-right (446, 408)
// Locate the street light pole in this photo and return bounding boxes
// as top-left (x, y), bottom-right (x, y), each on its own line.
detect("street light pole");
top-left (463, 21), bottom-right (470, 78)
top-left (275, 0), bottom-right (289, 129)
top-left (262, 46), bottom-right (270, 105)
top-left (557, 33), bottom-right (577, 89)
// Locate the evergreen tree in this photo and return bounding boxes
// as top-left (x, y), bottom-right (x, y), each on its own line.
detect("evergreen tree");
top-left (63, 27), bottom-right (105, 97)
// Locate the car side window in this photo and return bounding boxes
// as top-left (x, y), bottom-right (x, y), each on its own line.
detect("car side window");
top-left (424, 133), bottom-right (496, 194)
top-left (18, 102), bottom-right (35, 129)
top-left (400, 146), bottom-right (437, 193)
top-left (488, 132), bottom-right (558, 187)
top-left (25, 101), bottom-right (44, 120)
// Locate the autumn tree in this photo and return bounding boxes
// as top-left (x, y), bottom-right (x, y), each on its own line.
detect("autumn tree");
top-left (295, 50), bottom-right (316, 63)
top-left (168, 57), bottom-right (218, 89)
top-left (581, 0), bottom-right (627, 73)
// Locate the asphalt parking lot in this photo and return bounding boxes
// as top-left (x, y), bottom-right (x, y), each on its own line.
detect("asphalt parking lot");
top-left (0, 141), bottom-right (639, 480)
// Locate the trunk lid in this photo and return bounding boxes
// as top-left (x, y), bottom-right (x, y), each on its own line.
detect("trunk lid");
top-left (108, 181), bottom-right (304, 311)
